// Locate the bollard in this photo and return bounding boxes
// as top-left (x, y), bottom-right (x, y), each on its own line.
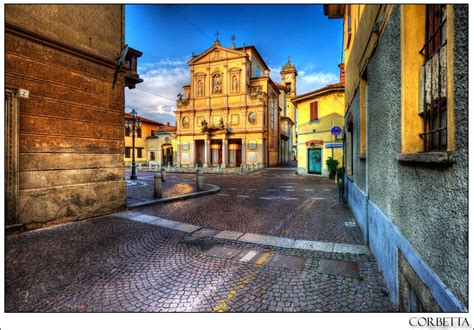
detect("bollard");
top-left (168, 162), bottom-right (171, 170)
top-left (154, 173), bottom-right (162, 199)
top-left (160, 167), bottom-right (166, 182)
top-left (252, 163), bottom-right (255, 171)
top-left (196, 169), bottom-right (203, 191)
top-left (245, 164), bottom-right (249, 172)
top-left (217, 164), bottom-right (221, 173)
top-left (240, 163), bottom-right (244, 174)
top-left (195, 163), bottom-right (198, 171)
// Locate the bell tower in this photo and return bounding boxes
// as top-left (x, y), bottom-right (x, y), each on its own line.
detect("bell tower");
top-left (280, 56), bottom-right (297, 97)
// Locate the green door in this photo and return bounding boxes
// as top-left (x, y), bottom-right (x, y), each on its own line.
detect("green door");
top-left (308, 148), bottom-right (322, 174)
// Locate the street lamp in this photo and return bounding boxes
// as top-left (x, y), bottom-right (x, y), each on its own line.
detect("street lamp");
top-left (125, 109), bottom-right (142, 180)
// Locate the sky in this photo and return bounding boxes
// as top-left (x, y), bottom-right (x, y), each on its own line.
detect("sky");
top-left (125, 4), bottom-right (343, 124)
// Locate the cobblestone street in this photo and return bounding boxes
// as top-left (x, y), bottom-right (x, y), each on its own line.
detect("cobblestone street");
top-left (6, 169), bottom-right (393, 312)
top-left (133, 168), bottom-right (364, 244)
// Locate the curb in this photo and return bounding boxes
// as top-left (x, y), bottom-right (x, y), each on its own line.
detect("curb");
top-left (127, 183), bottom-right (220, 209)
top-left (114, 211), bottom-right (371, 255)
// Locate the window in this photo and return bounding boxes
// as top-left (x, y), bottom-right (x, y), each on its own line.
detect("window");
top-left (310, 101), bottom-right (319, 121)
top-left (150, 152), bottom-right (155, 161)
top-left (399, 5), bottom-right (454, 158)
top-left (125, 126), bottom-right (130, 136)
top-left (286, 83), bottom-right (291, 92)
top-left (125, 147), bottom-right (131, 158)
top-left (137, 148), bottom-right (143, 158)
top-left (137, 128), bottom-right (142, 138)
top-left (270, 97), bottom-right (275, 129)
top-left (346, 116), bottom-right (354, 176)
top-left (420, 4), bottom-right (447, 151)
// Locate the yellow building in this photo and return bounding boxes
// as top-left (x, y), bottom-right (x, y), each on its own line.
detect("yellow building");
top-left (124, 113), bottom-right (162, 166)
top-left (146, 124), bottom-right (177, 166)
top-left (175, 38), bottom-right (296, 168)
top-left (292, 77), bottom-right (344, 175)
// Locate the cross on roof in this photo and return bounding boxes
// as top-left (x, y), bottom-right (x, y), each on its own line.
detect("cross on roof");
top-left (215, 31), bottom-right (220, 41)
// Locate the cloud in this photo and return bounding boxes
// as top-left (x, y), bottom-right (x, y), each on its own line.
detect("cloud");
top-left (125, 57), bottom-right (190, 124)
top-left (267, 64), bottom-right (339, 94)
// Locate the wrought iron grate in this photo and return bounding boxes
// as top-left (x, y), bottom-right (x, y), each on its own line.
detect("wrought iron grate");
top-left (318, 259), bottom-right (359, 277)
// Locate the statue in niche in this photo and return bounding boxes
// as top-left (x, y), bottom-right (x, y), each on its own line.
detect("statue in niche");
top-left (201, 119), bottom-right (208, 131)
top-left (197, 80), bottom-right (204, 96)
top-left (218, 118), bottom-right (225, 129)
top-left (232, 76), bottom-right (239, 93)
top-left (213, 74), bottom-right (222, 94)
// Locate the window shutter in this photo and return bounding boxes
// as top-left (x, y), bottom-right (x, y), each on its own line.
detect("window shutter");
top-left (310, 102), bottom-right (319, 121)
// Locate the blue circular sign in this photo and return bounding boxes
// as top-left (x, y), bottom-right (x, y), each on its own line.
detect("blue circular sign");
top-left (331, 126), bottom-right (342, 136)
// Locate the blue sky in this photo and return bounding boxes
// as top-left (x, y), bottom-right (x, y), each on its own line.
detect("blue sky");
top-left (125, 4), bottom-right (343, 123)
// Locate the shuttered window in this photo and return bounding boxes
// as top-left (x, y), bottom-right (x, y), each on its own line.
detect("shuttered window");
top-left (310, 101), bottom-right (319, 121)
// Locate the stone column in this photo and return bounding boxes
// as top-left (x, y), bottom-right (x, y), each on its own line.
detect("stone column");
top-left (157, 148), bottom-right (162, 166)
top-left (203, 137), bottom-right (210, 168)
top-left (190, 140), bottom-right (195, 167)
top-left (222, 138), bottom-right (228, 168)
top-left (176, 141), bottom-right (181, 167)
top-left (258, 139), bottom-right (264, 166)
top-left (241, 138), bottom-right (246, 165)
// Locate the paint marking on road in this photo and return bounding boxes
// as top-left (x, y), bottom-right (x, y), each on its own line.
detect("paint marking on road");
top-left (284, 197), bottom-right (299, 201)
top-left (213, 273), bottom-right (257, 312)
top-left (239, 250), bottom-right (259, 262)
top-left (311, 197), bottom-right (326, 200)
top-left (226, 188), bottom-right (238, 190)
top-left (322, 189), bottom-right (331, 192)
top-left (285, 189), bottom-right (295, 192)
top-left (266, 189), bottom-right (277, 191)
top-left (304, 189), bottom-right (315, 192)
top-left (247, 188), bottom-right (257, 191)
top-left (279, 186), bottom-right (294, 189)
top-left (255, 252), bottom-right (273, 266)
top-left (218, 193), bottom-right (230, 196)
top-left (237, 195), bottom-right (249, 198)
top-left (260, 197), bottom-right (273, 200)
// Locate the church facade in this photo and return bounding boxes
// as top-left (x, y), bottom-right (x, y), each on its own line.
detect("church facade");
top-left (175, 39), bottom-right (296, 168)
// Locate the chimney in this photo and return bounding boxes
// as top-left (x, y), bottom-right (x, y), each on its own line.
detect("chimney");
top-left (338, 63), bottom-right (345, 84)
top-left (167, 122), bottom-right (170, 126)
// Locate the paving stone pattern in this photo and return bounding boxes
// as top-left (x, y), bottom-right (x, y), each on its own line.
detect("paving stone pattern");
top-left (6, 216), bottom-right (393, 312)
top-left (133, 169), bottom-right (364, 244)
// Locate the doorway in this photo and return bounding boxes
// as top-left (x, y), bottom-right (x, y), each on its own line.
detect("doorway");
top-left (195, 140), bottom-right (205, 166)
top-left (162, 144), bottom-right (173, 165)
top-left (308, 148), bottom-right (322, 174)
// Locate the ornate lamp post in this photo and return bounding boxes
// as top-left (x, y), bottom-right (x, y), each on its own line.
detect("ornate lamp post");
top-left (125, 109), bottom-right (142, 180)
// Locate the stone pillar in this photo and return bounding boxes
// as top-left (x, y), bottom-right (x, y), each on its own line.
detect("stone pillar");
top-left (154, 173), bottom-right (162, 199)
top-left (176, 141), bottom-right (181, 167)
top-left (222, 138), bottom-right (228, 168)
top-left (160, 167), bottom-right (166, 182)
top-left (258, 139), bottom-right (264, 166)
top-left (241, 139), bottom-right (246, 165)
top-left (203, 137), bottom-right (210, 168)
top-left (157, 149), bottom-right (162, 166)
top-left (190, 140), bottom-right (195, 166)
top-left (196, 169), bottom-right (203, 191)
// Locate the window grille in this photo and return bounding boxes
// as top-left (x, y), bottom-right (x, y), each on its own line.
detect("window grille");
top-left (419, 4), bottom-right (447, 152)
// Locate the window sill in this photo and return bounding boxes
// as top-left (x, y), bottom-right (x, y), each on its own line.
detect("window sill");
top-left (309, 120), bottom-right (320, 124)
top-left (396, 151), bottom-right (455, 164)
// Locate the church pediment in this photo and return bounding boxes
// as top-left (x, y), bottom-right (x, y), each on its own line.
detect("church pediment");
top-left (188, 45), bottom-right (245, 65)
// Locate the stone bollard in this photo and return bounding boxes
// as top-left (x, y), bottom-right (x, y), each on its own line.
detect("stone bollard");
top-left (245, 164), bottom-right (249, 172)
top-left (196, 169), bottom-right (203, 191)
top-left (160, 167), bottom-right (166, 182)
top-left (252, 163), bottom-right (255, 171)
top-left (195, 163), bottom-right (198, 171)
top-left (240, 163), bottom-right (244, 174)
top-left (154, 173), bottom-right (162, 199)
top-left (138, 163), bottom-right (142, 171)
top-left (168, 162), bottom-right (171, 170)
top-left (217, 164), bottom-right (221, 173)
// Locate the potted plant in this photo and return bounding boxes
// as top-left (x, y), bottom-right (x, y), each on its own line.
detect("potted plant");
top-left (325, 157), bottom-right (339, 179)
